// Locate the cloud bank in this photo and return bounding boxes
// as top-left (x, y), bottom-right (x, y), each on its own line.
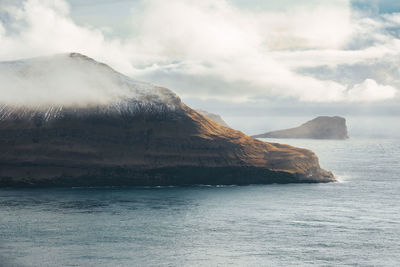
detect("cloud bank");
top-left (0, 54), bottom-right (130, 106)
top-left (0, 0), bottom-right (399, 103)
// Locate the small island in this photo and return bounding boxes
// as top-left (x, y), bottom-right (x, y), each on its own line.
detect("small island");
top-left (252, 116), bottom-right (349, 140)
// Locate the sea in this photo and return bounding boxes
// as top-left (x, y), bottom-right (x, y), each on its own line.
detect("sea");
top-left (0, 137), bottom-right (399, 266)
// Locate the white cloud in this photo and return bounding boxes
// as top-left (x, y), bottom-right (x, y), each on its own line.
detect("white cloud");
top-left (0, 0), bottom-right (399, 103)
top-left (0, 54), bottom-right (128, 106)
top-left (347, 79), bottom-right (398, 102)
top-left (0, 0), bottom-right (134, 72)
top-left (0, 21), bottom-right (5, 36)
top-left (383, 12), bottom-right (400, 26)
top-left (257, 1), bottom-right (355, 50)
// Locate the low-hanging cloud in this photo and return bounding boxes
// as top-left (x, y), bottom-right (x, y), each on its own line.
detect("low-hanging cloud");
top-left (347, 79), bottom-right (397, 102)
top-left (0, 54), bottom-right (132, 107)
top-left (0, 0), bottom-right (399, 103)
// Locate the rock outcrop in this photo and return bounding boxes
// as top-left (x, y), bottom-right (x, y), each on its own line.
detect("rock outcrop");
top-left (0, 53), bottom-right (335, 187)
top-left (252, 116), bottom-right (348, 140)
top-left (195, 109), bottom-right (229, 127)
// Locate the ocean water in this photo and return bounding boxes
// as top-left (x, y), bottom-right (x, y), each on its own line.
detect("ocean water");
top-left (0, 137), bottom-right (399, 266)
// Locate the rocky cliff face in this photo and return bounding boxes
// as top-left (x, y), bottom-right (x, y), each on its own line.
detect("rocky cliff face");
top-left (195, 109), bottom-right (229, 127)
top-left (252, 116), bottom-right (348, 140)
top-left (0, 53), bottom-right (335, 187)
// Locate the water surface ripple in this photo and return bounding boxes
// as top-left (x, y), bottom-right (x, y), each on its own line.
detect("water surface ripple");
top-left (1, 138), bottom-right (399, 266)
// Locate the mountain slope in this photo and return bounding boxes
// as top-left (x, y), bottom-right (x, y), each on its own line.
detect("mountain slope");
top-left (252, 116), bottom-right (348, 140)
top-left (195, 109), bottom-right (229, 127)
top-left (0, 53), bottom-right (335, 187)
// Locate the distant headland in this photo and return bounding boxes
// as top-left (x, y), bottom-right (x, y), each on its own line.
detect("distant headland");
top-left (0, 53), bottom-right (335, 187)
top-left (252, 116), bottom-right (348, 140)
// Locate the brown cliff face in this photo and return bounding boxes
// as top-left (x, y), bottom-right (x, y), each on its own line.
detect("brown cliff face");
top-left (0, 54), bottom-right (335, 187)
top-left (252, 116), bottom-right (349, 140)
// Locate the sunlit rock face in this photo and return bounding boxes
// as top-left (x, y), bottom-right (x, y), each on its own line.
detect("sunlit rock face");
top-left (0, 53), bottom-right (335, 187)
top-left (252, 116), bottom-right (349, 140)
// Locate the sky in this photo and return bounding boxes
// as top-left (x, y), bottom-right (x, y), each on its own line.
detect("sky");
top-left (0, 0), bottom-right (399, 135)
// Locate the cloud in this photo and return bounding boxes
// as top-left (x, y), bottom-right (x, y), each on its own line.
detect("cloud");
top-left (257, 0), bottom-right (355, 50)
top-left (0, 54), bottom-right (132, 106)
top-left (0, 0), bottom-right (399, 103)
top-left (0, 0), bottom-right (134, 72)
top-left (347, 79), bottom-right (397, 102)
top-left (383, 12), bottom-right (400, 26)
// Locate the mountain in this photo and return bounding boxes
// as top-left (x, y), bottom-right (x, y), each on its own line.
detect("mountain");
top-left (252, 116), bottom-right (349, 140)
top-left (0, 53), bottom-right (335, 187)
top-left (195, 109), bottom-right (229, 127)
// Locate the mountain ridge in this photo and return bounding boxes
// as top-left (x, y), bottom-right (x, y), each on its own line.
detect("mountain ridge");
top-left (0, 53), bottom-right (335, 187)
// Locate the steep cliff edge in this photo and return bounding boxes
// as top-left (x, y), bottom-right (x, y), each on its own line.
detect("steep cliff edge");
top-left (195, 109), bottom-right (229, 127)
top-left (0, 53), bottom-right (335, 187)
top-left (252, 116), bottom-right (348, 140)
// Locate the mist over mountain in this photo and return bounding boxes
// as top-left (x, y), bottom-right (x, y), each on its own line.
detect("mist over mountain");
top-left (0, 53), bottom-right (335, 187)
top-left (1, 1), bottom-right (399, 266)
top-left (0, 53), bottom-right (180, 108)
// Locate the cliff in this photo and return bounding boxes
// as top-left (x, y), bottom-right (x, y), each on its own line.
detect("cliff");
top-left (0, 53), bottom-right (335, 187)
top-left (195, 109), bottom-right (229, 127)
top-left (252, 116), bottom-right (348, 140)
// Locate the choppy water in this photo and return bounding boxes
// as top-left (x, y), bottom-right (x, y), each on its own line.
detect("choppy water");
top-left (1, 138), bottom-right (399, 266)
